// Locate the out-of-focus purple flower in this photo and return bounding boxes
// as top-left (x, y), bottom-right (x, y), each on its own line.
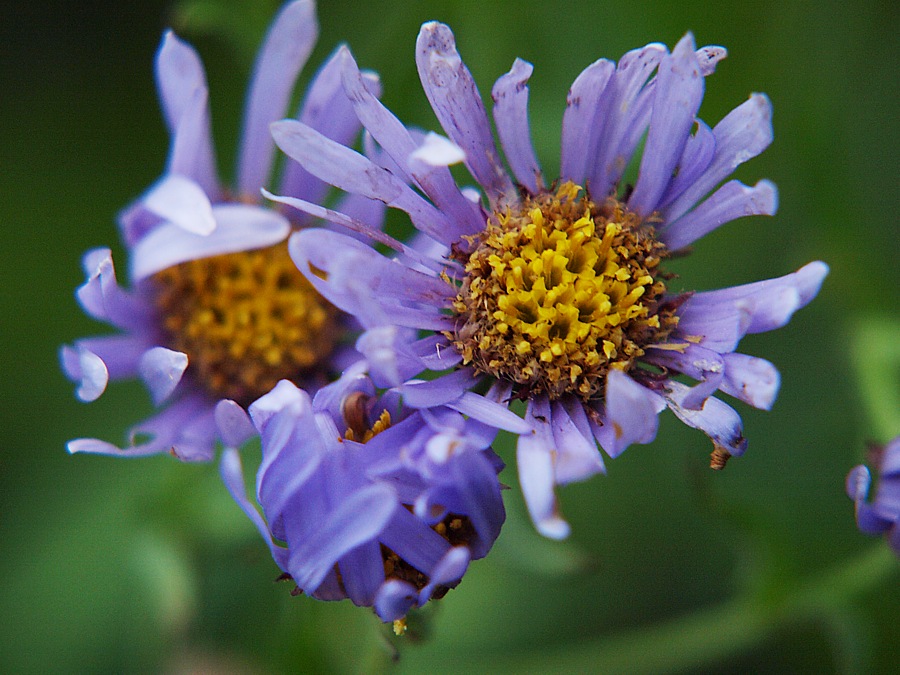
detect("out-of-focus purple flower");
top-left (270, 23), bottom-right (828, 538)
top-left (221, 368), bottom-right (506, 622)
top-left (847, 437), bottom-right (900, 556)
top-left (61, 1), bottom-right (385, 461)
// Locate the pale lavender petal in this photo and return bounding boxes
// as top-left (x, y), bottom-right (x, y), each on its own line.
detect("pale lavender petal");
top-left (409, 132), bottom-right (466, 167)
top-left (588, 43), bottom-right (667, 196)
top-left (215, 400), bottom-right (257, 448)
top-left (288, 483), bottom-right (397, 593)
top-left (338, 540), bottom-right (384, 607)
top-left (289, 229), bottom-right (452, 330)
top-left (629, 34), bottom-right (703, 217)
top-left (374, 580), bottom-right (417, 622)
top-left (645, 344), bottom-right (725, 410)
top-left (418, 546), bottom-right (471, 604)
top-left (279, 47), bottom-right (376, 206)
top-left (268, 190), bottom-right (444, 274)
top-left (271, 119), bottom-right (459, 245)
top-left (356, 326), bottom-right (427, 387)
top-left (220, 448), bottom-right (289, 569)
top-left (131, 203), bottom-right (290, 281)
top-left (411, 334), bottom-right (463, 371)
top-left (846, 465), bottom-right (871, 501)
top-left (696, 46), bottom-right (727, 75)
top-left (416, 22), bottom-right (515, 203)
top-left (719, 353), bottom-right (780, 410)
top-left (663, 94), bottom-right (774, 223)
top-left (517, 398), bottom-right (570, 539)
top-left (77, 248), bottom-right (151, 331)
top-left (665, 382), bottom-right (748, 456)
top-left (339, 48), bottom-right (485, 236)
top-left (448, 392), bottom-right (532, 434)
top-left (401, 369), bottom-right (480, 408)
top-left (447, 454), bottom-right (503, 558)
top-left (60, 344), bottom-right (108, 402)
top-left (549, 400), bottom-right (605, 484)
top-left (155, 32), bottom-right (218, 197)
top-left (142, 173), bottom-right (215, 235)
top-left (560, 58), bottom-right (614, 184)
top-left (661, 179), bottom-right (777, 249)
top-left (74, 335), bottom-right (147, 380)
top-left (492, 58), bottom-right (542, 193)
top-left (170, 407), bottom-right (219, 462)
top-left (248, 379), bottom-right (307, 436)
top-left (139, 346), bottom-right (188, 405)
top-left (238, 0), bottom-right (318, 195)
top-left (657, 119), bottom-right (715, 211)
top-left (380, 505), bottom-right (451, 573)
top-left (598, 370), bottom-right (665, 458)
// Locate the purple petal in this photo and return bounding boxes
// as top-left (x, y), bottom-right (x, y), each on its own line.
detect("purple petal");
top-left (279, 46), bottom-right (375, 207)
top-left (415, 22), bottom-right (515, 203)
top-left (447, 453), bottom-right (504, 558)
top-left (289, 229), bottom-right (452, 330)
top-left (76, 248), bottom-right (151, 331)
top-left (271, 120), bottom-right (459, 245)
top-left (374, 579), bottom-right (417, 622)
top-left (588, 43), bottom-right (667, 197)
top-left (356, 326), bottom-right (427, 388)
top-left (517, 398), bottom-right (570, 539)
top-left (130, 203), bottom-right (290, 281)
top-left (644, 344), bottom-right (725, 411)
top-left (401, 369), bottom-right (480, 408)
top-left (138, 346), bottom-right (188, 405)
top-left (155, 32), bottom-right (219, 198)
top-left (418, 546), bottom-right (471, 604)
top-left (338, 48), bottom-right (486, 237)
top-left (662, 179), bottom-right (777, 249)
top-left (237, 0), bottom-right (318, 195)
top-left (560, 58), bottom-right (614, 184)
top-left (288, 483), bottom-right (397, 593)
top-left (846, 465), bottom-right (871, 501)
top-left (663, 94), bottom-right (774, 223)
top-left (379, 505), bottom-right (451, 574)
top-left (665, 382), bottom-right (748, 456)
top-left (549, 400), bottom-right (605, 484)
top-left (448, 392), bottom-right (532, 434)
top-left (219, 448), bottom-right (289, 569)
top-left (73, 335), bottom-right (147, 381)
top-left (597, 370), bottom-right (665, 458)
top-left (491, 58), bottom-right (542, 193)
top-left (629, 34), bottom-right (704, 217)
top-left (696, 46), bottom-right (728, 75)
top-left (60, 344), bottom-right (108, 402)
top-left (337, 540), bottom-right (385, 607)
top-left (719, 353), bottom-right (780, 410)
top-left (214, 400), bottom-right (257, 448)
top-left (142, 173), bottom-right (215, 235)
top-left (657, 119), bottom-right (715, 210)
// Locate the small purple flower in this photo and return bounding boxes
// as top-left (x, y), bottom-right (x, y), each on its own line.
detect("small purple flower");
top-left (847, 437), bottom-right (900, 556)
top-left (221, 369), bottom-right (506, 622)
top-left (270, 23), bottom-right (828, 538)
top-left (61, 1), bottom-right (385, 461)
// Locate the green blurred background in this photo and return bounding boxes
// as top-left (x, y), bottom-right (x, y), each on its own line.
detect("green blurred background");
top-left (2, 1), bottom-right (897, 672)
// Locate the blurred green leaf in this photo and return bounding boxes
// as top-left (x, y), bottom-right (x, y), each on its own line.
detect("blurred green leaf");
top-left (851, 316), bottom-right (900, 441)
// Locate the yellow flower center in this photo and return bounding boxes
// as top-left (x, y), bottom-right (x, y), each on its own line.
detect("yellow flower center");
top-left (449, 182), bottom-right (677, 401)
top-left (152, 241), bottom-right (342, 406)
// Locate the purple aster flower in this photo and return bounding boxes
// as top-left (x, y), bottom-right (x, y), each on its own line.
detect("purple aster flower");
top-left (220, 368), bottom-right (506, 623)
top-left (269, 23), bottom-right (828, 538)
top-left (847, 437), bottom-right (900, 556)
top-left (61, 1), bottom-right (386, 461)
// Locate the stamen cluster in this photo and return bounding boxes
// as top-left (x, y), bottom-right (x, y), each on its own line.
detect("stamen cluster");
top-left (153, 242), bottom-right (341, 406)
top-left (450, 182), bottom-right (677, 401)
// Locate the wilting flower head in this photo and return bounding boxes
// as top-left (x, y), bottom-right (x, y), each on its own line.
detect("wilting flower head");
top-left (270, 23), bottom-right (827, 537)
top-left (221, 369), bottom-right (506, 622)
top-left (61, 1), bottom-right (385, 460)
top-left (847, 437), bottom-right (900, 556)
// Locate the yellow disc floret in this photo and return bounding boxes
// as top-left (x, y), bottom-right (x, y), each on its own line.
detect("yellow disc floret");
top-left (153, 241), bottom-right (341, 406)
top-left (449, 182), bottom-right (677, 401)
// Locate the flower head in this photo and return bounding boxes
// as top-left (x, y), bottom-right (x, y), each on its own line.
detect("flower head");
top-left (61, 1), bottom-right (385, 460)
top-left (221, 369), bottom-right (506, 622)
top-left (847, 437), bottom-right (900, 556)
top-left (271, 23), bottom-right (827, 537)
